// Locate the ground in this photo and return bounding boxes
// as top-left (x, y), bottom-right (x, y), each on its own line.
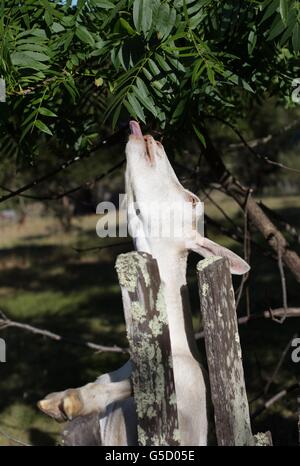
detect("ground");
top-left (0, 193), bottom-right (299, 445)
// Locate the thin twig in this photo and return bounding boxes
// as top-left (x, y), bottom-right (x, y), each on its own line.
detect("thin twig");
top-left (0, 128), bottom-right (126, 204)
top-left (270, 238), bottom-right (288, 324)
top-left (203, 114), bottom-right (300, 174)
top-left (259, 201), bottom-right (300, 246)
top-left (264, 333), bottom-right (298, 395)
top-left (200, 186), bottom-right (243, 234)
top-left (205, 214), bottom-right (276, 260)
top-left (228, 120), bottom-right (300, 151)
top-left (251, 383), bottom-right (300, 419)
top-left (0, 314), bottom-right (128, 354)
top-left (0, 428), bottom-right (32, 446)
top-left (0, 159), bottom-right (125, 202)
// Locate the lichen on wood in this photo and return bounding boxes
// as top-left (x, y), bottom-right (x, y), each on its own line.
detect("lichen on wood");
top-left (116, 252), bottom-right (180, 446)
top-left (197, 256), bottom-right (254, 446)
top-left (115, 252), bottom-right (150, 292)
top-left (254, 431), bottom-right (273, 446)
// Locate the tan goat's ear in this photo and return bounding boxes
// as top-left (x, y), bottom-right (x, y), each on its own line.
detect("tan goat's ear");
top-left (186, 232), bottom-right (250, 276)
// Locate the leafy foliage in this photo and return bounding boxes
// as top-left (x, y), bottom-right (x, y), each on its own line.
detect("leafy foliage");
top-left (0, 0), bottom-right (300, 163)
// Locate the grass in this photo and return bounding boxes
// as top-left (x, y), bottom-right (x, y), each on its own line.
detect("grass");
top-left (0, 193), bottom-right (299, 445)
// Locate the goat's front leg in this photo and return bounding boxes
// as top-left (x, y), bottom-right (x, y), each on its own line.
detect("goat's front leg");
top-left (37, 378), bottom-right (132, 422)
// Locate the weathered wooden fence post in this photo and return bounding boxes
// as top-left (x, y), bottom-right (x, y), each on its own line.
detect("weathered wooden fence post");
top-left (115, 251), bottom-right (180, 446)
top-left (197, 256), bottom-right (255, 446)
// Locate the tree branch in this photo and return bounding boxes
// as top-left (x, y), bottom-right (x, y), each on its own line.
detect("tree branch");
top-left (0, 159), bottom-right (125, 202)
top-left (251, 383), bottom-right (300, 419)
top-left (196, 124), bottom-right (300, 282)
top-left (0, 428), bottom-right (32, 446)
top-left (0, 128), bottom-right (126, 204)
top-left (204, 114), bottom-right (300, 174)
top-left (0, 312), bottom-right (128, 354)
top-left (259, 201), bottom-right (300, 246)
top-left (264, 333), bottom-right (298, 395)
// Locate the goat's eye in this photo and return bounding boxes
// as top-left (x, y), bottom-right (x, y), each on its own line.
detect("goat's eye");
top-left (156, 141), bottom-right (163, 148)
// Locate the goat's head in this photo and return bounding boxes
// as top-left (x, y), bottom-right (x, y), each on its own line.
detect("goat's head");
top-left (125, 121), bottom-right (250, 275)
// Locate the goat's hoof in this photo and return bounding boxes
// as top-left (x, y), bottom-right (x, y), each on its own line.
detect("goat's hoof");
top-left (38, 389), bottom-right (83, 422)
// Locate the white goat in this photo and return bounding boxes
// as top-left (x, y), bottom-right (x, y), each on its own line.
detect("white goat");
top-left (38, 121), bottom-right (249, 445)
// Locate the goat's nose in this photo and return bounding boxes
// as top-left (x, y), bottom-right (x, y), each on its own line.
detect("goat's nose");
top-left (144, 136), bottom-right (156, 164)
top-left (129, 120), bottom-right (143, 138)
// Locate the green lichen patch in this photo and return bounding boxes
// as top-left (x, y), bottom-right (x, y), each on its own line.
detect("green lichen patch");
top-left (173, 429), bottom-right (181, 443)
top-left (137, 426), bottom-right (147, 446)
top-left (130, 302), bottom-right (146, 322)
top-left (149, 315), bottom-right (164, 337)
top-left (202, 282), bottom-right (209, 297)
top-left (254, 432), bottom-right (271, 446)
top-left (115, 252), bottom-right (150, 292)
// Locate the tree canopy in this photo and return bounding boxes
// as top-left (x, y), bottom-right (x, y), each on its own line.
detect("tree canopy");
top-left (1, 0), bottom-right (300, 164)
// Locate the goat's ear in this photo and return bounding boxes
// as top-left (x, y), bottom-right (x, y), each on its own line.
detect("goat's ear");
top-left (186, 233), bottom-right (250, 275)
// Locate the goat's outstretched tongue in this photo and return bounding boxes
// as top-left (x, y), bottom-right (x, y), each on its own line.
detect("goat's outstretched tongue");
top-left (129, 120), bottom-right (143, 138)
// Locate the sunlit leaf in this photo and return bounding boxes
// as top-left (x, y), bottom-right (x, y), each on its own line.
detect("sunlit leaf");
top-left (34, 119), bottom-right (53, 136)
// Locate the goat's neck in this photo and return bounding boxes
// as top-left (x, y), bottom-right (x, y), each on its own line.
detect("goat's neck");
top-left (150, 244), bottom-right (199, 359)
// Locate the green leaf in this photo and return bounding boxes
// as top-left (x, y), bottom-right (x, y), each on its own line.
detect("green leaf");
top-left (20, 122), bottom-right (34, 142)
top-left (112, 102), bottom-right (122, 130)
top-left (191, 58), bottom-right (205, 84)
top-left (23, 28), bottom-right (47, 39)
top-left (21, 51), bottom-right (50, 62)
top-left (242, 79), bottom-right (254, 93)
top-left (190, 10), bottom-right (206, 30)
top-left (260, 0), bottom-right (279, 24)
top-left (17, 43), bottom-right (49, 53)
top-left (279, 0), bottom-right (288, 25)
top-left (127, 93), bottom-right (146, 122)
top-left (292, 22), bottom-right (300, 52)
top-left (44, 10), bottom-right (53, 27)
top-left (63, 81), bottom-right (77, 102)
top-left (248, 27), bottom-right (257, 55)
top-left (34, 119), bottom-right (53, 136)
top-left (123, 99), bottom-right (136, 118)
top-left (91, 0), bottom-right (115, 9)
top-left (206, 65), bottom-right (215, 86)
top-left (38, 107), bottom-right (57, 117)
top-left (133, 78), bottom-right (157, 116)
top-left (171, 97), bottom-right (187, 123)
top-left (11, 52), bottom-right (48, 70)
top-left (75, 25), bottom-right (95, 46)
top-left (51, 22), bottom-right (65, 33)
top-left (148, 58), bottom-right (161, 78)
top-left (267, 15), bottom-right (286, 40)
top-left (192, 124), bottom-right (206, 148)
top-left (62, 31), bottom-right (74, 51)
top-left (279, 10), bottom-right (297, 45)
top-left (119, 18), bottom-right (136, 35)
top-left (21, 110), bottom-right (37, 128)
top-left (133, 0), bottom-right (153, 35)
top-left (156, 4), bottom-right (176, 39)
